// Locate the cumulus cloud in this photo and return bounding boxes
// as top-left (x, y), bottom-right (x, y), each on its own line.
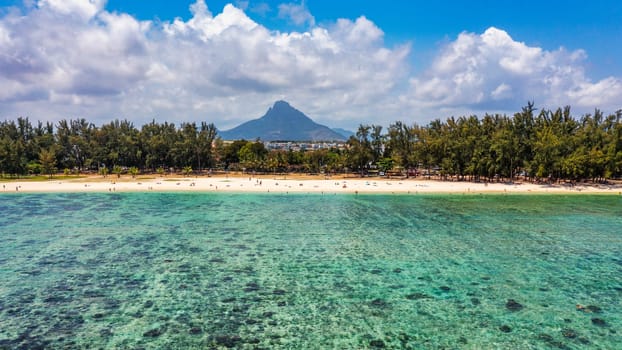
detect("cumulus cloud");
top-left (407, 27), bottom-right (622, 114)
top-left (0, 1), bottom-right (619, 130)
top-left (38, 0), bottom-right (105, 19)
top-left (0, 0), bottom-right (410, 128)
top-left (278, 1), bottom-right (314, 27)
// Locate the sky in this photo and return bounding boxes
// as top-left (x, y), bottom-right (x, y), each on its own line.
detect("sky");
top-left (1, 0), bottom-right (621, 130)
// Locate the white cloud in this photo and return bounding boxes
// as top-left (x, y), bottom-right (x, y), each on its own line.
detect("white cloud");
top-left (278, 1), bottom-right (314, 27)
top-left (0, 0), bottom-right (409, 128)
top-left (189, 0), bottom-right (211, 18)
top-left (38, 0), bottom-right (105, 20)
top-left (566, 77), bottom-right (622, 107)
top-left (491, 83), bottom-right (512, 100)
top-left (407, 27), bottom-right (622, 115)
top-left (0, 2), bottom-right (620, 130)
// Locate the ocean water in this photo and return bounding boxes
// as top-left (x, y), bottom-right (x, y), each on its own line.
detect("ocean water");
top-left (0, 193), bottom-right (621, 349)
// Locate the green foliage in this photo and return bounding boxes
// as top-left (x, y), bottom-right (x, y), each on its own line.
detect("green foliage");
top-left (129, 166), bottom-right (139, 178)
top-left (386, 121), bottom-right (416, 174)
top-left (38, 148), bottom-right (57, 179)
top-left (238, 141), bottom-right (268, 172)
top-left (26, 161), bottom-right (41, 175)
top-left (266, 151), bottom-right (288, 174)
top-left (0, 105), bottom-right (621, 182)
top-left (222, 139), bottom-right (249, 169)
top-left (346, 124), bottom-right (376, 176)
top-left (377, 157), bottom-right (394, 173)
top-left (182, 166), bottom-right (193, 177)
top-left (112, 165), bottom-right (123, 178)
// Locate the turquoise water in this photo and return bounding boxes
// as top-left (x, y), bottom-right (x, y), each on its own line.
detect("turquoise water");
top-left (0, 193), bottom-right (621, 349)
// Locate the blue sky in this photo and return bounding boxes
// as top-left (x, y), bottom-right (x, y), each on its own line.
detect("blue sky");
top-left (1, 0), bottom-right (621, 129)
top-left (107, 0), bottom-right (622, 78)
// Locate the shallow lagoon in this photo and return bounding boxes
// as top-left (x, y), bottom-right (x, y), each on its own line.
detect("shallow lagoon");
top-left (0, 193), bottom-right (621, 349)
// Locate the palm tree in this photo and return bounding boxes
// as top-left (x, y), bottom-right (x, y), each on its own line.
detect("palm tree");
top-left (112, 165), bottom-right (123, 178)
top-left (129, 166), bottom-right (139, 178)
top-left (183, 166), bottom-right (193, 177)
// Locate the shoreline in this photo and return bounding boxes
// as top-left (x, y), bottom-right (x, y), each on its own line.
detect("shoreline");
top-left (2, 176), bottom-right (621, 195)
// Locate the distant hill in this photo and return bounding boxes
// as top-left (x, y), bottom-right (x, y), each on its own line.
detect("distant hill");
top-left (218, 101), bottom-right (346, 141)
top-left (332, 128), bottom-right (354, 139)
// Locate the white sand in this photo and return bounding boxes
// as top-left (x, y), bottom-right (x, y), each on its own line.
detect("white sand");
top-left (3, 176), bottom-right (621, 195)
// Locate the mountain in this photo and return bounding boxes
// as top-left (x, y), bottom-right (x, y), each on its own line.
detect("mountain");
top-left (218, 101), bottom-right (346, 141)
top-left (331, 128), bottom-right (354, 139)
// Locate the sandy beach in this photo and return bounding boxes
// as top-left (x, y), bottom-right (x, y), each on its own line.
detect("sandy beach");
top-left (2, 175), bottom-right (621, 195)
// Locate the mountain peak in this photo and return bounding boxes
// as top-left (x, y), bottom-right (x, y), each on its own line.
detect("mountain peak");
top-left (268, 100), bottom-right (293, 114)
top-left (219, 101), bottom-right (346, 141)
top-left (263, 100), bottom-right (312, 123)
top-left (273, 100), bottom-right (291, 108)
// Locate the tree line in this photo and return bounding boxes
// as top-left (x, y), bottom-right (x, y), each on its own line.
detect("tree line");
top-left (0, 119), bottom-right (218, 178)
top-left (1, 103), bottom-right (621, 182)
top-left (383, 104), bottom-right (622, 182)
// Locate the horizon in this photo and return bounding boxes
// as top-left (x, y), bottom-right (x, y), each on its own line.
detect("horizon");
top-left (4, 99), bottom-right (621, 135)
top-left (0, 0), bottom-right (621, 129)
